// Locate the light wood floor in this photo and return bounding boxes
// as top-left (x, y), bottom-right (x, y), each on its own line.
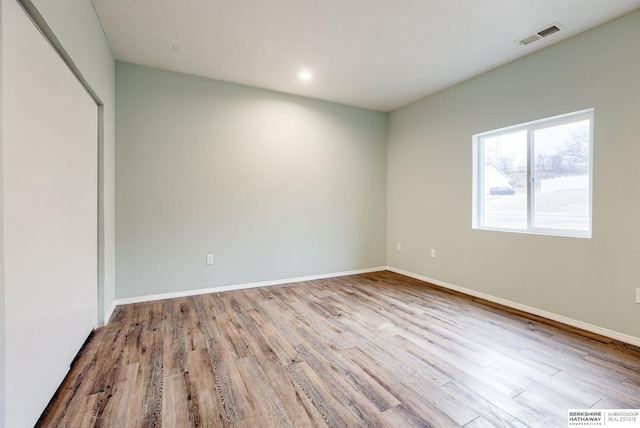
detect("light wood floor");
top-left (38, 271), bottom-right (640, 427)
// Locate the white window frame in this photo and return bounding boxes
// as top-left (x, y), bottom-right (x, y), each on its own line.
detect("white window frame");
top-left (472, 109), bottom-right (594, 238)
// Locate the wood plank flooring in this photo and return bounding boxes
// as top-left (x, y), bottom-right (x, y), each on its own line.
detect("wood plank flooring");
top-left (37, 271), bottom-right (640, 427)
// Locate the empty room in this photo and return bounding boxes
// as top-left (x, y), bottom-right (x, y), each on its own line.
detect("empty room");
top-left (2, 0), bottom-right (640, 427)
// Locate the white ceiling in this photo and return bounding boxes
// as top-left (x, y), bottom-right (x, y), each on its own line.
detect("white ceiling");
top-left (92, 0), bottom-right (640, 112)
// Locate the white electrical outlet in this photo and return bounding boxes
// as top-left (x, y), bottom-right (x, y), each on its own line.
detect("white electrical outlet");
top-left (396, 243), bottom-right (402, 251)
top-left (431, 248), bottom-right (436, 258)
top-left (636, 288), bottom-right (640, 304)
top-left (206, 254), bottom-right (214, 265)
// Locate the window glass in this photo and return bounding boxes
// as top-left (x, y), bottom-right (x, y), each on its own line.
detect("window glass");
top-left (533, 120), bottom-right (590, 231)
top-left (473, 109), bottom-right (593, 238)
top-left (481, 131), bottom-right (527, 230)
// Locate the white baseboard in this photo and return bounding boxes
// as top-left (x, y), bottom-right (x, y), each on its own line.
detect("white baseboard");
top-left (108, 265), bottom-right (640, 348)
top-left (114, 266), bottom-right (387, 307)
top-left (103, 300), bottom-right (117, 325)
top-left (386, 266), bottom-right (640, 348)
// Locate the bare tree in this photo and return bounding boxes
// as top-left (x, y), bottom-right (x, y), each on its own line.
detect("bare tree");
top-left (557, 124), bottom-right (589, 174)
top-left (497, 154), bottom-right (514, 173)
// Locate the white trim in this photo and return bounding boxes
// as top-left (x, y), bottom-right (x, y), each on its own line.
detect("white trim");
top-left (103, 300), bottom-right (117, 325)
top-left (386, 266), bottom-right (640, 348)
top-left (113, 267), bottom-right (387, 307)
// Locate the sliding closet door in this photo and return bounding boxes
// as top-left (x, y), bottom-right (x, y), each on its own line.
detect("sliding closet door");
top-left (3, 0), bottom-right (98, 426)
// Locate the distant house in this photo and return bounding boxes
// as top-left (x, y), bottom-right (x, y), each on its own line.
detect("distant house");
top-left (484, 163), bottom-right (513, 193)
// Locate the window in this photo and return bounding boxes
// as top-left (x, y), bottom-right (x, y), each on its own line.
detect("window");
top-left (473, 109), bottom-right (593, 238)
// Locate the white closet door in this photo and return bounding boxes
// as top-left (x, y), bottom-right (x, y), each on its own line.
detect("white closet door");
top-left (3, 0), bottom-right (98, 426)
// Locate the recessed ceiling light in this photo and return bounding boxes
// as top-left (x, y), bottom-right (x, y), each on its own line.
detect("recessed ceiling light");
top-left (299, 71), bottom-right (312, 80)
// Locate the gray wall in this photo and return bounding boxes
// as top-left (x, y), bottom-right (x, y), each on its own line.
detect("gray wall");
top-left (387, 10), bottom-right (640, 339)
top-left (115, 62), bottom-right (387, 299)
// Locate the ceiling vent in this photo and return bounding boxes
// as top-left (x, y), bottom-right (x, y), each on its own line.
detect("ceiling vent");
top-left (518, 22), bottom-right (564, 46)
